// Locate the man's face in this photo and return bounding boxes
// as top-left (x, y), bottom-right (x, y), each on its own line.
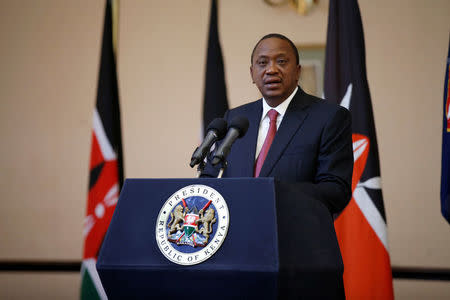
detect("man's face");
top-left (250, 37), bottom-right (301, 107)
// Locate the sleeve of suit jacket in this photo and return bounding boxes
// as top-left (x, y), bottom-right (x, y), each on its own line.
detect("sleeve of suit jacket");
top-left (293, 105), bottom-right (353, 214)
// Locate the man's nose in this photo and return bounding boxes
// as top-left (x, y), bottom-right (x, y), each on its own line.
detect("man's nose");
top-left (266, 61), bottom-right (278, 74)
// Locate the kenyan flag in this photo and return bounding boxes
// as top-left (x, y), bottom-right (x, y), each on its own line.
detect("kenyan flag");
top-left (81, 0), bottom-right (123, 299)
top-left (324, 0), bottom-right (393, 298)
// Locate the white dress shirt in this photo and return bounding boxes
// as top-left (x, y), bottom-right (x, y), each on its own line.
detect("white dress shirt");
top-left (255, 86), bottom-right (298, 159)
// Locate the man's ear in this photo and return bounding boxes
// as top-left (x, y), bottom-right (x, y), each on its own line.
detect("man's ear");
top-left (296, 64), bottom-right (301, 81)
top-left (250, 65), bottom-right (255, 83)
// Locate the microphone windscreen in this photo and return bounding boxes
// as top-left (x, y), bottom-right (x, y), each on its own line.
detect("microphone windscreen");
top-left (229, 116), bottom-right (249, 138)
top-left (206, 118), bottom-right (228, 139)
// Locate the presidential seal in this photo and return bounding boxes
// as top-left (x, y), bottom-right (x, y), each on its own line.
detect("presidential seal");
top-left (156, 184), bottom-right (229, 265)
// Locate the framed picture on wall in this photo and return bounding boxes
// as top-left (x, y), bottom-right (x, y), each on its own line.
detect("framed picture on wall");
top-left (296, 44), bottom-right (325, 98)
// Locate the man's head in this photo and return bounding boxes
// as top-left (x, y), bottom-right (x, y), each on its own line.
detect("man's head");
top-left (250, 33), bottom-right (301, 107)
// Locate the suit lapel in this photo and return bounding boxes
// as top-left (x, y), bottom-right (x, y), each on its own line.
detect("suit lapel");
top-left (239, 100), bottom-right (262, 177)
top-left (259, 88), bottom-right (313, 177)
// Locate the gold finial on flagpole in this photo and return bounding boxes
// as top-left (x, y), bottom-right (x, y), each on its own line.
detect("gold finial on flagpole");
top-left (263, 0), bottom-right (318, 15)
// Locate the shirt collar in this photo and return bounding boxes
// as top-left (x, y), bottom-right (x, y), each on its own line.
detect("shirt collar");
top-left (261, 86), bottom-right (298, 120)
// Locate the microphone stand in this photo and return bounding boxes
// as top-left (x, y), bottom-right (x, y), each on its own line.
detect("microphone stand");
top-left (196, 161), bottom-right (205, 178)
top-left (194, 159), bottom-right (227, 179)
top-left (216, 160), bottom-right (227, 178)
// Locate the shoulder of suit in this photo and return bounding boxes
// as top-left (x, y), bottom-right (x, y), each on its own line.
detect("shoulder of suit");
top-left (302, 91), bottom-right (347, 112)
top-left (298, 91), bottom-right (350, 122)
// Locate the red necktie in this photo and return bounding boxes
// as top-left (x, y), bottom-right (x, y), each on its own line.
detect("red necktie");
top-left (254, 109), bottom-right (278, 177)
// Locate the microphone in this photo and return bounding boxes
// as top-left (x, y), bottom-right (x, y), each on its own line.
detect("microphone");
top-left (211, 116), bottom-right (249, 166)
top-left (190, 118), bottom-right (227, 168)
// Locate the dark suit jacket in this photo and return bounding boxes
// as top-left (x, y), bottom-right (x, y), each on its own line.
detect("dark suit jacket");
top-left (203, 87), bottom-right (353, 214)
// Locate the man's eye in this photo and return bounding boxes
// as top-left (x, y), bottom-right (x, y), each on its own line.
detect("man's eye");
top-left (277, 59), bottom-right (287, 64)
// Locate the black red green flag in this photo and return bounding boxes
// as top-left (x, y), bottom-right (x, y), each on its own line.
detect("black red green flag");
top-left (81, 0), bottom-right (123, 299)
top-left (324, 0), bottom-right (394, 298)
top-left (203, 0), bottom-right (228, 133)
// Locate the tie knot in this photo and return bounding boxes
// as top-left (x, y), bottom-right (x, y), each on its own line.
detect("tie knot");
top-left (268, 109), bottom-right (278, 122)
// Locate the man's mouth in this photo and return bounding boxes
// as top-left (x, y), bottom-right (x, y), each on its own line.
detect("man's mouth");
top-left (264, 78), bottom-right (282, 88)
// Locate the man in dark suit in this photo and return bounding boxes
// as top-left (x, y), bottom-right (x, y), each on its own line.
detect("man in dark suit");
top-left (201, 33), bottom-right (353, 298)
top-left (203, 33), bottom-right (353, 215)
